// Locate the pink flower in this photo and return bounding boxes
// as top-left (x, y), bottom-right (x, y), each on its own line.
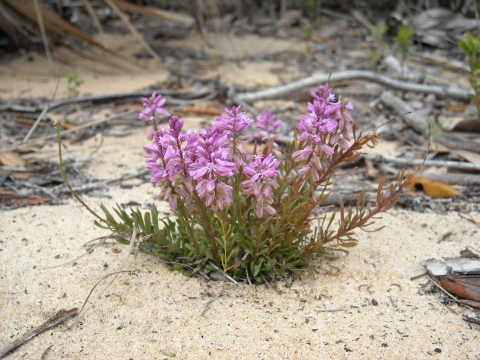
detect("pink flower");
top-left (138, 92), bottom-right (169, 122)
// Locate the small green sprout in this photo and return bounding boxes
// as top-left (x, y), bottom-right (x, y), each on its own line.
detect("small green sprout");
top-left (368, 24), bottom-right (388, 68)
top-left (302, 24), bottom-right (313, 54)
top-left (67, 70), bottom-right (84, 97)
top-left (395, 24), bottom-right (414, 63)
top-left (459, 32), bottom-right (480, 117)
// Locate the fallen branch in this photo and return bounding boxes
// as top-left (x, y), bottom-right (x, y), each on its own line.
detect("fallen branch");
top-left (369, 154), bottom-right (480, 171)
top-left (234, 70), bottom-right (471, 103)
top-left (419, 173), bottom-right (480, 186)
top-left (0, 88), bottom-right (214, 113)
top-left (0, 308), bottom-right (78, 359)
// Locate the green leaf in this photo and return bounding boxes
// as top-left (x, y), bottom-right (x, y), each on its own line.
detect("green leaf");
top-left (161, 349), bottom-right (176, 357)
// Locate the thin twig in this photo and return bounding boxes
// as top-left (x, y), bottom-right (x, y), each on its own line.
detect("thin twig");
top-left (54, 121), bottom-right (105, 223)
top-left (410, 272), bottom-right (427, 280)
top-left (43, 235), bottom-right (111, 269)
top-left (201, 284), bottom-right (237, 317)
top-left (426, 275), bottom-right (474, 310)
top-left (32, 0), bottom-right (52, 68)
top-left (98, 224), bottom-right (138, 298)
top-left (40, 344), bottom-right (54, 360)
top-left (0, 308), bottom-right (78, 359)
top-left (314, 307), bottom-right (347, 312)
top-left (22, 68), bottom-right (60, 142)
top-left (463, 315), bottom-right (480, 326)
top-left (65, 270), bottom-right (136, 330)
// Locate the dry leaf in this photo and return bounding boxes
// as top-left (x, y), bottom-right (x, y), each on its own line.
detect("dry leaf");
top-left (0, 190), bottom-right (19, 196)
top-left (444, 105), bottom-right (467, 112)
top-left (450, 149), bottom-right (480, 165)
top-left (11, 172), bottom-right (35, 180)
top-left (111, 104), bottom-right (144, 112)
top-left (365, 164), bottom-right (380, 179)
top-left (407, 176), bottom-right (461, 198)
top-left (0, 152), bottom-right (26, 167)
top-left (440, 276), bottom-right (480, 302)
top-left (2, 198), bottom-right (50, 206)
top-left (183, 106), bottom-right (222, 116)
top-left (451, 118), bottom-right (480, 133)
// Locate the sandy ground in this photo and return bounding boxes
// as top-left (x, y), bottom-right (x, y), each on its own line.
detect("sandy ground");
top-left (1, 33), bottom-right (480, 360)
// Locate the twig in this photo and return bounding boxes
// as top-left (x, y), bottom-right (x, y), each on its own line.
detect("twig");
top-left (234, 70), bottom-right (471, 104)
top-left (54, 121), bottom-right (105, 223)
top-left (459, 206), bottom-right (480, 227)
top-left (314, 307), bottom-right (347, 312)
top-left (0, 88), bottom-right (213, 113)
top-left (368, 154), bottom-right (480, 171)
top-left (201, 284), bottom-right (237, 317)
top-left (463, 315), bottom-right (480, 326)
top-left (65, 270), bottom-right (136, 330)
top-left (426, 275), bottom-right (474, 310)
top-left (40, 344), bottom-right (54, 360)
top-left (20, 182), bottom-right (59, 202)
top-left (1, 110), bottom-right (135, 153)
top-left (43, 235), bottom-right (111, 269)
top-left (97, 224), bottom-right (138, 298)
top-left (410, 272), bottom-right (427, 280)
top-left (22, 67), bottom-right (60, 142)
top-left (0, 308), bottom-right (78, 359)
top-left (32, 0), bottom-right (52, 68)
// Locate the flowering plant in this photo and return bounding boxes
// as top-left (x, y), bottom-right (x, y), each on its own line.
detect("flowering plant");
top-left (96, 84), bottom-right (412, 283)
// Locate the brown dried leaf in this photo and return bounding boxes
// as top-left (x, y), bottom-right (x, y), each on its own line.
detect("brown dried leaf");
top-left (0, 152), bottom-right (25, 167)
top-left (0, 190), bottom-right (18, 196)
top-left (440, 276), bottom-right (480, 302)
top-left (407, 176), bottom-right (461, 198)
top-left (444, 105), bottom-right (467, 112)
top-left (182, 106), bottom-right (222, 116)
top-left (451, 118), bottom-right (480, 133)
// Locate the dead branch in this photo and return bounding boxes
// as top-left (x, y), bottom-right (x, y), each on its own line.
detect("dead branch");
top-left (0, 308), bottom-right (78, 359)
top-left (380, 91), bottom-right (429, 136)
top-left (419, 173), bottom-right (480, 186)
top-left (234, 70), bottom-right (470, 104)
top-left (369, 154), bottom-right (480, 171)
top-left (0, 88), bottom-right (213, 113)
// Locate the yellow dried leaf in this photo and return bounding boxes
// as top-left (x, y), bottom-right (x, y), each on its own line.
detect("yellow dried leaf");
top-left (407, 176), bottom-right (461, 198)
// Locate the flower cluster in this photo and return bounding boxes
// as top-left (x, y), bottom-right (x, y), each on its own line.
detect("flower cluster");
top-left (140, 84), bottom-right (358, 217)
top-left (255, 110), bottom-right (282, 142)
top-left (75, 83), bottom-right (408, 284)
top-left (292, 84), bottom-right (354, 180)
top-left (140, 100), bottom-right (280, 216)
top-left (90, 81), bottom-right (411, 283)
